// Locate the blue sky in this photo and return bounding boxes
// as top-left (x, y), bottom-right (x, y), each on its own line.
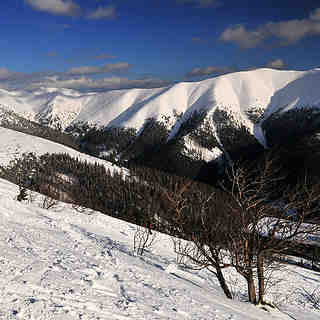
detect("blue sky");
top-left (0, 0), bottom-right (320, 91)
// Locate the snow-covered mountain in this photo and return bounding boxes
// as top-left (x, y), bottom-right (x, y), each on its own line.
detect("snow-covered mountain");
top-left (0, 69), bottom-right (320, 129)
top-left (1, 68), bottom-right (320, 148)
top-left (0, 88), bottom-right (320, 319)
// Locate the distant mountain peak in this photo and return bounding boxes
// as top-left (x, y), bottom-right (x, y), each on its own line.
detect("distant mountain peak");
top-left (0, 68), bottom-right (319, 151)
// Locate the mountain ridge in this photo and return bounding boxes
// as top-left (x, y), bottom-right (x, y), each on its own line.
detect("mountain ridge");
top-left (0, 68), bottom-right (320, 150)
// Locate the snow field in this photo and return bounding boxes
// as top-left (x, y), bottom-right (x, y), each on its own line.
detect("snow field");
top-left (0, 127), bottom-right (127, 177)
top-left (0, 176), bottom-right (319, 319)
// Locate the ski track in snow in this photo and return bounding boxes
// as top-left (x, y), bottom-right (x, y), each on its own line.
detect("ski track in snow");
top-left (0, 185), bottom-right (224, 320)
top-left (0, 177), bottom-right (319, 319)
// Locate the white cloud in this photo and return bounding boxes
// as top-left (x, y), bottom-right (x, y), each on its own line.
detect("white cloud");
top-left (220, 25), bottom-right (266, 49)
top-left (67, 63), bottom-right (130, 76)
top-left (26, 76), bottom-right (171, 92)
top-left (220, 8), bottom-right (320, 48)
top-left (265, 59), bottom-right (286, 69)
top-left (87, 6), bottom-right (116, 20)
top-left (176, 0), bottom-right (222, 7)
top-left (0, 70), bottom-right (56, 91)
top-left (185, 66), bottom-right (234, 78)
top-left (0, 67), bottom-right (170, 92)
top-left (25, 0), bottom-right (81, 16)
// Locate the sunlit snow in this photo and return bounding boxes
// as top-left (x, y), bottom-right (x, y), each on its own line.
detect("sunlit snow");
top-left (0, 130), bottom-right (319, 319)
top-left (1, 68), bottom-right (320, 149)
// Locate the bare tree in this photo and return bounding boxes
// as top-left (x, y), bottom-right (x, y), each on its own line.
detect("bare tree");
top-left (133, 224), bottom-right (157, 256)
top-left (161, 181), bottom-right (234, 299)
top-left (222, 151), bottom-right (320, 305)
top-left (40, 194), bottom-right (59, 210)
top-left (220, 153), bottom-right (283, 304)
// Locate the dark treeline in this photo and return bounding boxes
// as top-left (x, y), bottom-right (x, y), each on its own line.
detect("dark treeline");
top-left (2, 105), bottom-right (320, 188)
top-left (0, 152), bottom-right (218, 230)
top-left (69, 122), bottom-right (137, 163)
top-left (262, 107), bottom-right (320, 148)
top-left (0, 107), bottom-right (79, 150)
top-left (78, 113), bottom-right (210, 179)
top-left (2, 105), bottom-right (320, 194)
top-left (77, 107), bottom-right (320, 186)
top-left (2, 138), bottom-right (320, 305)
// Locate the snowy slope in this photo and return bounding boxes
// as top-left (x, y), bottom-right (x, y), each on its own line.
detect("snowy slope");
top-left (0, 177), bottom-right (319, 319)
top-left (1, 68), bottom-right (320, 143)
top-left (0, 127), bottom-right (126, 176)
top-left (0, 122), bottom-right (319, 319)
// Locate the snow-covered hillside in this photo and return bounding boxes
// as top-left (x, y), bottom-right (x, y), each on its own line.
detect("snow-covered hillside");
top-left (0, 106), bottom-right (319, 319)
top-left (0, 177), bottom-right (320, 319)
top-left (1, 68), bottom-right (320, 146)
top-left (0, 127), bottom-right (125, 176)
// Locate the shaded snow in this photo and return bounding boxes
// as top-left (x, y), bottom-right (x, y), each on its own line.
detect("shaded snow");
top-left (0, 132), bottom-right (319, 320)
top-left (0, 69), bottom-right (320, 318)
top-left (253, 124), bottom-right (268, 148)
top-left (0, 127), bottom-right (126, 176)
top-left (0, 178), bottom-right (319, 319)
top-left (0, 131), bottom-right (318, 319)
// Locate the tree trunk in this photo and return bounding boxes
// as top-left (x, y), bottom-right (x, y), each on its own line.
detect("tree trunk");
top-left (216, 267), bottom-right (233, 299)
top-left (245, 242), bottom-right (256, 304)
top-left (257, 255), bottom-right (265, 304)
top-left (247, 274), bottom-right (257, 304)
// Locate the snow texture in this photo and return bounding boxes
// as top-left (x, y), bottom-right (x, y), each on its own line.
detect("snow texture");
top-left (0, 130), bottom-right (319, 319)
top-left (0, 127), bottom-right (127, 176)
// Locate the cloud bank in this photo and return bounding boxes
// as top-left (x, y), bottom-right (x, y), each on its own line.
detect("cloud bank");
top-left (35, 77), bottom-right (171, 92)
top-left (265, 59), bottom-right (286, 69)
top-left (0, 66), bottom-right (171, 92)
top-left (0, 68), bottom-right (14, 80)
top-left (185, 66), bottom-right (235, 78)
top-left (220, 8), bottom-right (320, 48)
top-left (66, 63), bottom-right (130, 76)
